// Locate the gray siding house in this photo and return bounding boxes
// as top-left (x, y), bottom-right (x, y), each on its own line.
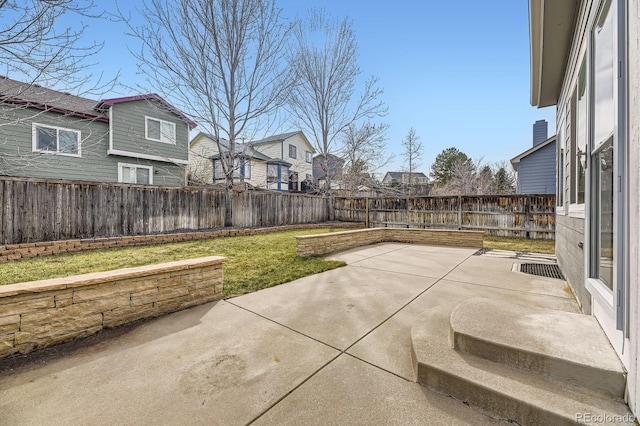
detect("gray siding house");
top-left (529, 0), bottom-right (640, 416)
top-left (0, 77), bottom-right (195, 186)
top-left (510, 135), bottom-right (557, 194)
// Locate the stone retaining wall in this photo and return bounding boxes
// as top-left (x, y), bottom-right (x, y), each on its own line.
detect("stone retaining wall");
top-left (0, 256), bottom-right (227, 359)
top-left (296, 228), bottom-right (484, 257)
top-left (0, 222), bottom-right (362, 264)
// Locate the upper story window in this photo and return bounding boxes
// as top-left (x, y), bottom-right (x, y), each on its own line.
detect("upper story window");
top-left (289, 144), bottom-right (297, 159)
top-left (145, 117), bottom-right (176, 144)
top-left (305, 151), bottom-right (312, 163)
top-left (32, 123), bottom-right (81, 157)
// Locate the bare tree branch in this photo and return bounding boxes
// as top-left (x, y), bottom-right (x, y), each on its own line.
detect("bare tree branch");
top-left (123, 0), bottom-right (291, 226)
top-left (339, 122), bottom-right (391, 195)
top-left (287, 9), bottom-right (387, 195)
top-left (0, 0), bottom-right (109, 92)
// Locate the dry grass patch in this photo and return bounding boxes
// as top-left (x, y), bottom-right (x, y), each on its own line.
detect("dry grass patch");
top-left (483, 236), bottom-right (555, 254)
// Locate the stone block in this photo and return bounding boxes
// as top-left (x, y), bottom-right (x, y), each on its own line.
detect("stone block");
top-left (72, 295), bottom-right (132, 313)
top-left (130, 288), bottom-right (160, 307)
top-left (103, 304), bottom-right (156, 328)
top-left (0, 314), bottom-right (20, 334)
top-left (0, 334), bottom-right (16, 358)
top-left (0, 295), bottom-right (55, 317)
top-left (121, 278), bottom-right (160, 293)
top-left (15, 325), bottom-right (103, 353)
top-left (153, 298), bottom-right (192, 314)
top-left (155, 286), bottom-right (190, 303)
top-left (54, 290), bottom-right (74, 308)
top-left (20, 311), bottom-right (103, 339)
top-left (72, 283), bottom-right (130, 303)
top-left (156, 276), bottom-right (185, 290)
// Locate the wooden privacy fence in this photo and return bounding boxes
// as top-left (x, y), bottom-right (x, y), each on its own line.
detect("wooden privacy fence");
top-left (333, 195), bottom-right (556, 239)
top-left (0, 177), bottom-right (329, 244)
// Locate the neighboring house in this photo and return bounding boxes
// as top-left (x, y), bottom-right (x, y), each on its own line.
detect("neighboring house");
top-left (381, 171), bottom-right (429, 186)
top-left (0, 77), bottom-right (195, 186)
top-left (249, 131), bottom-right (315, 192)
top-left (313, 154), bottom-right (345, 190)
top-left (529, 0), bottom-right (640, 416)
top-left (187, 132), bottom-right (229, 184)
top-left (188, 131), bottom-right (312, 192)
top-left (510, 135), bottom-right (557, 194)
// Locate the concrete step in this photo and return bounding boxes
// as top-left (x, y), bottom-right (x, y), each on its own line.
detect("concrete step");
top-left (449, 299), bottom-right (626, 399)
top-left (411, 300), bottom-right (634, 426)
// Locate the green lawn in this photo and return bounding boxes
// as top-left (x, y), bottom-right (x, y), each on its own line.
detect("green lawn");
top-left (0, 229), bottom-right (349, 297)
top-left (0, 229), bottom-right (555, 296)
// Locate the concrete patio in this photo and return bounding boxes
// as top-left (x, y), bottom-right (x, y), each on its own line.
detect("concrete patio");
top-left (0, 243), bottom-right (630, 425)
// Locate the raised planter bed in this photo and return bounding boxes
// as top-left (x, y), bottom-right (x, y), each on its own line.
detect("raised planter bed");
top-left (296, 228), bottom-right (484, 257)
top-left (0, 256), bottom-right (227, 359)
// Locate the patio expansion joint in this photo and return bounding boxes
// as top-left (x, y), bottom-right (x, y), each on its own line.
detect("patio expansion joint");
top-left (344, 244), bottom-right (413, 265)
top-left (235, 247), bottom-right (480, 425)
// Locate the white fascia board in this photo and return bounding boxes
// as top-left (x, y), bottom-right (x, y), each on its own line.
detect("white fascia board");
top-left (108, 149), bottom-right (189, 165)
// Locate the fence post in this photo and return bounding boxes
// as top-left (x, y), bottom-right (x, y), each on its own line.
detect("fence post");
top-left (365, 197), bottom-right (370, 228)
top-left (457, 195), bottom-right (462, 230)
top-left (525, 195), bottom-right (531, 239)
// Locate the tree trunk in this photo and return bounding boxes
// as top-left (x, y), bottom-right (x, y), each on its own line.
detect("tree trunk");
top-left (224, 177), bottom-right (234, 227)
top-left (328, 194), bottom-right (335, 221)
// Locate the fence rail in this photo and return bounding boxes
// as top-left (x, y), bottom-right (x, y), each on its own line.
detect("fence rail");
top-left (333, 195), bottom-right (556, 239)
top-left (0, 177), bottom-right (329, 244)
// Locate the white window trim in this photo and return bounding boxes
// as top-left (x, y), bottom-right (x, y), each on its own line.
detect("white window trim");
top-left (305, 151), bottom-right (312, 163)
top-left (32, 123), bottom-right (82, 157)
top-left (568, 203), bottom-right (585, 217)
top-left (145, 116), bottom-right (176, 145)
top-left (118, 162), bottom-right (154, 185)
top-left (289, 144), bottom-right (297, 159)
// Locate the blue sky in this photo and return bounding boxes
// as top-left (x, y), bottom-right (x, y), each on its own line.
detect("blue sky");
top-left (73, 1), bottom-right (556, 176)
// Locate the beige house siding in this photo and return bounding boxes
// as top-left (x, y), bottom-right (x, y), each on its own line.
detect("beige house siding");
top-left (283, 132), bottom-right (314, 185)
top-left (188, 134), bottom-right (220, 184)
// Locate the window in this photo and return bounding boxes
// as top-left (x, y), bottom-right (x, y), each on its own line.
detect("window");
top-left (240, 159), bottom-right (251, 179)
top-left (213, 160), bottom-right (225, 180)
top-left (591, 140), bottom-right (614, 289)
top-left (32, 123), bottom-right (80, 156)
top-left (118, 163), bottom-right (152, 185)
top-left (289, 144), bottom-right (297, 159)
top-left (590, 0), bottom-right (616, 291)
top-left (575, 57), bottom-right (588, 204)
top-left (305, 151), bottom-right (312, 163)
top-left (145, 117), bottom-right (176, 144)
top-left (267, 164), bottom-right (278, 182)
top-left (306, 173), bottom-right (312, 181)
top-left (557, 114), bottom-right (565, 208)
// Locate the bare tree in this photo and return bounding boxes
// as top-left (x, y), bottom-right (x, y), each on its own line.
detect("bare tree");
top-left (340, 122), bottom-right (391, 195)
top-left (400, 127), bottom-right (424, 194)
top-left (124, 0), bottom-right (291, 226)
top-left (287, 9), bottom-right (387, 197)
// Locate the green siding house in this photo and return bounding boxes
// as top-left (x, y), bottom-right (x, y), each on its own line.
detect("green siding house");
top-left (0, 77), bottom-right (196, 186)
